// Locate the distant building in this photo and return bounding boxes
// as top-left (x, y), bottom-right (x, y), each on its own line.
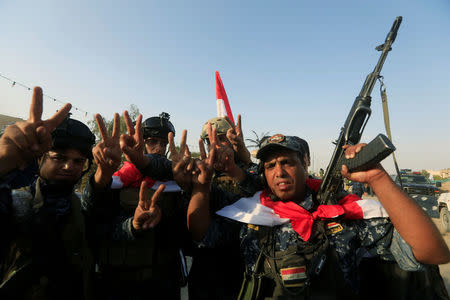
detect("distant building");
top-left (426, 169), bottom-right (450, 179)
top-left (426, 169), bottom-right (441, 177)
top-left (441, 168), bottom-right (450, 179)
top-left (0, 113), bottom-right (24, 132)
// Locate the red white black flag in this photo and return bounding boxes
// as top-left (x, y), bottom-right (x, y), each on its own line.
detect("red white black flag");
top-left (215, 71), bottom-right (234, 125)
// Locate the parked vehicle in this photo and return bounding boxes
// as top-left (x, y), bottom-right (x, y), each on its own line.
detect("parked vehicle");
top-left (437, 193), bottom-right (450, 233)
top-left (393, 172), bottom-right (446, 232)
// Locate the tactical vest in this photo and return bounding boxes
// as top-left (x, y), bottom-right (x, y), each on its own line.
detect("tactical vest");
top-left (238, 221), bottom-right (330, 300)
top-left (96, 187), bottom-right (183, 283)
top-left (0, 178), bottom-right (93, 299)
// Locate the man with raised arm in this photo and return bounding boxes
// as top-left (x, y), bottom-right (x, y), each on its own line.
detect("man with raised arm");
top-left (186, 115), bottom-right (257, 300)
top-left (82, 111), bottom-right (188, 300)
top-left (0, 87), bottom-right (96, 299)
top-left (185, 133), bottom-right (450, 299)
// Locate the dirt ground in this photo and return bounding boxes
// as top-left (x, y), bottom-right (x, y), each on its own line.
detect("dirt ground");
top-left (441, 181), bottom-right (450, 192)
top-left (439, 234), bottom-right (450, 293)
top-left (438, 182), bottom-right (450, 293)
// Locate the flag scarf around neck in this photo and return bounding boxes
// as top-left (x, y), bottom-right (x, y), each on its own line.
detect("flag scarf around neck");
top-left (216, 179), bottom-right (388, 241)
top-left (111, 161), bottom-right (181, 192)
top-left (215, 71), bottom-right (234, 125)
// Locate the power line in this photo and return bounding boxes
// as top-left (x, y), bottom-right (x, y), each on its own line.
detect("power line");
top-left (0, 72), bottom-right (92, 117)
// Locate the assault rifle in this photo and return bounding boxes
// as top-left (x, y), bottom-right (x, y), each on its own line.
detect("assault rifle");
top-left (317, 17), bottom-right (402, 205)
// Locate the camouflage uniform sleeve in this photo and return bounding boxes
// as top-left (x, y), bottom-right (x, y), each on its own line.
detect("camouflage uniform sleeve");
top-left (357, 218), bottom-right (425, 271)
top-left (199, 183), bottom-right (256, 247)
top-left (0, 162), bottom-right (38, 217)
top-left (238, 171), bottom-right (262, 197)
top-left (390, 229), bottom-right (425, 271)
top-left (199, 216), bottom-right (241, 248)
top-left (81, 174), bottom-right (136, 241)
top-left (139, 154), bottom-right (173, 180)
top-left (0, 161), bottom-right (38, 190)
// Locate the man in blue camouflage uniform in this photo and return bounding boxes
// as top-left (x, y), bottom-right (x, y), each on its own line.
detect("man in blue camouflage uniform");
top-left (185, 133), bottom-right (450, 299)
top-left (0, 87), bottom-right (95, 299)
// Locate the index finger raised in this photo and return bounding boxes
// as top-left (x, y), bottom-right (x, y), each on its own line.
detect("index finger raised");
top-left (168, 132), bottom-right (177, 156)
top-left (28, 87), bottom-right (43, 123)
top-left (207, 123), bottom-right (217, 146)
top-left (139, 181), bottom-right (150, 210)
top-left (135, 114), bottom-right (143, 142)
top-left (236, 114), bottom-right (242, 134)
top-left (44, 103), bottom-right (72, 131)
top-left (178, 130), bottom-right (187, 155)
top-left (123, 110), bottom-right (135, 136)
top-left (111, 113), bottom-right (120, 139)
top-left (95, 114), bottom-right (108, 141)
top-left (150, 184), bottom-right (165, 209)
top-left (199, 139), bottom-right (207, 160)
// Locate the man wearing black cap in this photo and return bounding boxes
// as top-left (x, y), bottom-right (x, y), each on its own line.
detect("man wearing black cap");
top-left (185, 133), bottom-right (450, 299)
top-left (0, 87), bottom-right (95, 299)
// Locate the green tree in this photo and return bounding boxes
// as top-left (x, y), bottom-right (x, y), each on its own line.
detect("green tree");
top-left (87, 104), bottom-right (141, 140)
top-left (421, 169), bottom-right (430, 179)
top-left (246, 131), bottom-right (270, 149)
top-left (434, 175), bottom-right (443, 181)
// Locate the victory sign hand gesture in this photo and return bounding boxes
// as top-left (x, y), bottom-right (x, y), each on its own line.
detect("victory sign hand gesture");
top-left (92, 113), bottom-right (122, 187)
top-left (120, 111), bottom-right (147, 169)
top-left (207, 122), bottom-right (234, 173)
top-left (133, 181), bottom-right (165, 232)
top-left (0, 87), bottom-right (71, 176)
top-left (225, 114), bottom-right (251, 165)
top-left (196, 137), bottom-right (216, 186)
top-left (169, 130), bottom-right (197, 190)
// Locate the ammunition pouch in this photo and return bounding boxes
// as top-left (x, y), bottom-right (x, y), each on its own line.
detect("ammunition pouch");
top-left (239, 222), bottom-right (329, 300)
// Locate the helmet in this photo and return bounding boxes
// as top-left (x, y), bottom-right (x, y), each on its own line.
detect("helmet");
top-left (51, 117), bottom-right (96, 158)
top-left (142, 112), bottom-right (175, 141)
top-left (200, 117), bottom-right (232, 140)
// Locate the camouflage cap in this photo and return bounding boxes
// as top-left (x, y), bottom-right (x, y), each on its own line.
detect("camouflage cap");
top-left (200, 117), bottom-right (232, 140)
top-left (256, 134), bottom-right (306, 161)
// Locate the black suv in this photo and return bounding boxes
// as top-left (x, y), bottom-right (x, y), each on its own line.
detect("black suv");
top-left (393, 173), bottom-right (447, 232)
top-left (394, 174), bottom-right (441, 196)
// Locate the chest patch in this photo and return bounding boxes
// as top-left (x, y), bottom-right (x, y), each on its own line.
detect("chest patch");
top-left (248, 224), bottom-right (259, 231)
top-left (326, 222), bottom-right (343, 235)
top-left (280, 266), bottom-right (307, 287)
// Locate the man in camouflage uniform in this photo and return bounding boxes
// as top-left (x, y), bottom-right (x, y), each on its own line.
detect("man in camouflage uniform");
top-left (82, 112), bottom-right (188, 300)
top-left (0, 87), bottom-right (95, 299)
top-left (185, 133), bottom-right (450, 299)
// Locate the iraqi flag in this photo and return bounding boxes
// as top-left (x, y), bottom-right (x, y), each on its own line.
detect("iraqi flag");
top-left (215, 71), bottom-right (235, 125)
top-left (216, 179), bottom-right (388, 241)
top-left (111, 161), bottom-right (181, 192)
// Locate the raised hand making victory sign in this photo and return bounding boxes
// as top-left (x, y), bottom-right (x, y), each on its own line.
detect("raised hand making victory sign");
top-left (120, 111), bottom-right (147, 169)
top-left (92, 113), bottom-right (122, 187)
top-left (225, 114), bottom-right (251, 165)
top-left (132, 181), bottom-right (166, 231)
top-left (0, 86), bottom-right (71, 176)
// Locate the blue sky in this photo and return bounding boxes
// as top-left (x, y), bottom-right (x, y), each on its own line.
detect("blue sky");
top-left (1, 0), bottom-right (449, 174)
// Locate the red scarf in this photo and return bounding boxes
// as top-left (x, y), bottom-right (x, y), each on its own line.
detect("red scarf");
top-left (259, 179), bottom-right (362, 241)
top-left (113, 161), bottom-right (156, 188)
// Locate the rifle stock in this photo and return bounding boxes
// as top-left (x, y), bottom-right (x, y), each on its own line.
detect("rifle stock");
top-left (317, 17), bottom-right (402, 204)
